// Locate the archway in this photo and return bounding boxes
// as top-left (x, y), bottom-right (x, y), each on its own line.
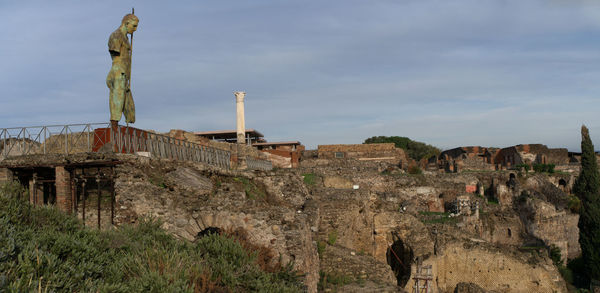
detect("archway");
top-left (558, 179), bottom-right (567, 190)
top-left (387, 238), bottom-right (413, 287)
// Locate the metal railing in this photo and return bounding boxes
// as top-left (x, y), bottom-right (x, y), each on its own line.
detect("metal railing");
top-left (0, 123), bottom-right (106, 158)
top-left (0, 123), bottom-right (231, 170)
top-left (246, 156), bottom-right (273, 171)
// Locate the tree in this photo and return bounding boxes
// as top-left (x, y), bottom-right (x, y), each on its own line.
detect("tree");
top-left (363, 136), bottom-right (440, 161)
top-left (574, 125), bottom-right (600, 281)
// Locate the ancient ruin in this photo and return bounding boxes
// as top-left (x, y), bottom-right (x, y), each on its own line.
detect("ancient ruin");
top-left (0, 9), bottom-right (594, 293)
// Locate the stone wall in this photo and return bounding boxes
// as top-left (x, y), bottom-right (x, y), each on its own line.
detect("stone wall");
top-left (417, 241), bottom-right (567, 293)
top-left (522, 199), bottom-right (580, 261)
top-left (317, 143), bottom-right (407, 163)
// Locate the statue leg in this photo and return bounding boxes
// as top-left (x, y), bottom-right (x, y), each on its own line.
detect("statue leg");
top-left (109, 73), bottom-right (126, 122)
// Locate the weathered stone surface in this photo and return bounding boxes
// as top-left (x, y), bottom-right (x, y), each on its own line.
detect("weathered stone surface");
top-left (415, 241), bottom-right (566, 293)
top-left (165, 167), bottom-right (212, 194)
top-left (454, 282), bottom-right (488, 293)
top-left (320, 244), bottom-right (396, 286)
top-left (323, 176), bottom-right (354, 189)
top-left (522, 198), bottom-right (581, 261)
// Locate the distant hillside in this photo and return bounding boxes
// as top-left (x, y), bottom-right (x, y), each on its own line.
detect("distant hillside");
top-left (363, 136), bottom-right (440, 161)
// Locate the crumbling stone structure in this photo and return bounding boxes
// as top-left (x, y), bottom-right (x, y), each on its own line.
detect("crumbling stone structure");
top-left (317, 143), bottom-right (407, 165)
top-left (495, 144), bottom-right (569, 168)
top-left (438, 146), bottom-right (498, 172)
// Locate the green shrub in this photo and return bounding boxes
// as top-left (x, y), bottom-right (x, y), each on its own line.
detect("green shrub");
top-left (318, 271), bottom-right (353, 291)
top-left (327, 230), bottom-right (338, 246)
top-left (0, 180), bottom-right (27, 200)
top-left (408, 165), bottom-right (422, 175)
top-left (516, 164), bottom-right (530, 173)
top-left (568, 195), bottom-right (581, 213)
top-left (317, 241), bottom-right (326, 259)
top-left (549, 244), bottom-right (563, 266)
top-left (533, 164), bottom-right (556, 173)
top-left (302, 173), bottom-right (316, 186)
top-left (0, 196), bottom-right (302, 292)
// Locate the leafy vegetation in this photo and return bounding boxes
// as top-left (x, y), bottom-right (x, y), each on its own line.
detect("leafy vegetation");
top-left (407, 165), bottom-right (423, 175)
top-left (573, 125), bottom-right (600, 284)
top-left (302, 173), bottom-right (316, 186)
top-left (318, 271), bottom-right (353, 291)
top-left (316, 241), bottom-right (326, 260)
top-left (418, 211), bottom-right (457, 224)
top-left (363, 136), bottom-right (440, 161)
top-left (233, 176), bottom-right (266, 200)
top-left (327, 230), bottom-right (338, 246)
top-left (515, 163), bottom-right (530, 173)
top-left (0, 184), bottom-right (302, 292)
top-left (532, 164), bottom-right (556, 174)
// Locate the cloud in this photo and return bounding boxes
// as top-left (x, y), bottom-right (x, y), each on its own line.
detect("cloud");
top-left (0, 0), bottom-right (599, 151)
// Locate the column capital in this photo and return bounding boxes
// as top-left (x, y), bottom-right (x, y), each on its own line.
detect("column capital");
top-left (234, 91), bottom-right (246, 102)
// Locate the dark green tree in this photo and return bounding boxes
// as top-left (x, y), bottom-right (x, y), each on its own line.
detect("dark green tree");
top-left (363, 136), bottom-right (440, 161)
top-left (573, 125), bottom-right (600, 281)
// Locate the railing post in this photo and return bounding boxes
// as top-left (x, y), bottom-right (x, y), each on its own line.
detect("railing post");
top-left (64, 125), bottom-right (69, 155)
top-left (43, 127), bottom-right (47, 154)
top-left (87, 124), bottom-right (91, 152)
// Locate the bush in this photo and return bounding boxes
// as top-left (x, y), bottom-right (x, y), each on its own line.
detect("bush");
top-left (549, 244), bottom-right (563, 266)
top-left (568, 195), bottom-right (581, 213)
top-left (533, 164), bottom-right (556, 173)
top-left (302, 173), bottom-right (316, 186)
top-left (0, 180), bottom-right (27, 200)
top-left (0, 196), bottom-right (302, 292)
top-left (516, 164), bottom-right (530, 173)
top-left (408, 165), bottom-right (422, 175)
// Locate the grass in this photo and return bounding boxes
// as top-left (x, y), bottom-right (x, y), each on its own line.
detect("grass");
top-left (318, 271), bottom-right (353, 292)
top-left (233, 177), bottom-right (266, 200)
top-left (302, 173), bottom-right (316, 186)
top-left (327, 230), bottom-right (338, 246)
top-left (317, 241), bottom-right (326, 259)
top-left (0, 182), bottom-right (302, 292)
top-left (418, 211), bottom-right (458, 224)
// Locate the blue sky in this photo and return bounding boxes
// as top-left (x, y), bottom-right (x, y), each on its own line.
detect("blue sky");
top-left (1, 1), bottom-right (599, 150)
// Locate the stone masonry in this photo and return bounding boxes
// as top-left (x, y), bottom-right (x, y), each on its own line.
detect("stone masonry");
top-left (55, 166), bottom-right (72, 214)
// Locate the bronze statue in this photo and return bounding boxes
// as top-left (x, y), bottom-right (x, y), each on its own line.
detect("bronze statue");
top-left (107, 13), bottom-right (138, 127)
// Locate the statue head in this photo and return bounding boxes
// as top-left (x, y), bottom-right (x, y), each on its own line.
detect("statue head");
top-left (121, 14), bottom-right (139, 34)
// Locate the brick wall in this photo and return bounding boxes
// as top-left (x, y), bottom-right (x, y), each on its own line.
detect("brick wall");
top-left (55, 166), bottom-right (72, 213)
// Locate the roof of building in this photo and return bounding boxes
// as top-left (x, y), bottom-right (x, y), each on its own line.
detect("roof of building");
top-left (252, 141), bottom-right (302, 146)
top-left (194, 129), bottom-right (264, 139)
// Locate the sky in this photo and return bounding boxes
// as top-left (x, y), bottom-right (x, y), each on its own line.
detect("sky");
top-left (1, 1), bottom-right (599, 151)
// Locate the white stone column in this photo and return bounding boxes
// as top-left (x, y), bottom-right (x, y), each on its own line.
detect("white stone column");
top-left (234, 91), bottom-right (246, 144)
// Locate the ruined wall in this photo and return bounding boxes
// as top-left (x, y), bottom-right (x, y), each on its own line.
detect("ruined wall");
top-left (417, 241), bottom-right (567, 293)
top-left (522, 199), bottom-right (581, 261)
top-left (113, 158), bottom-right (319, 292)
top-left (317, 143), bottom-right (407, 163)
